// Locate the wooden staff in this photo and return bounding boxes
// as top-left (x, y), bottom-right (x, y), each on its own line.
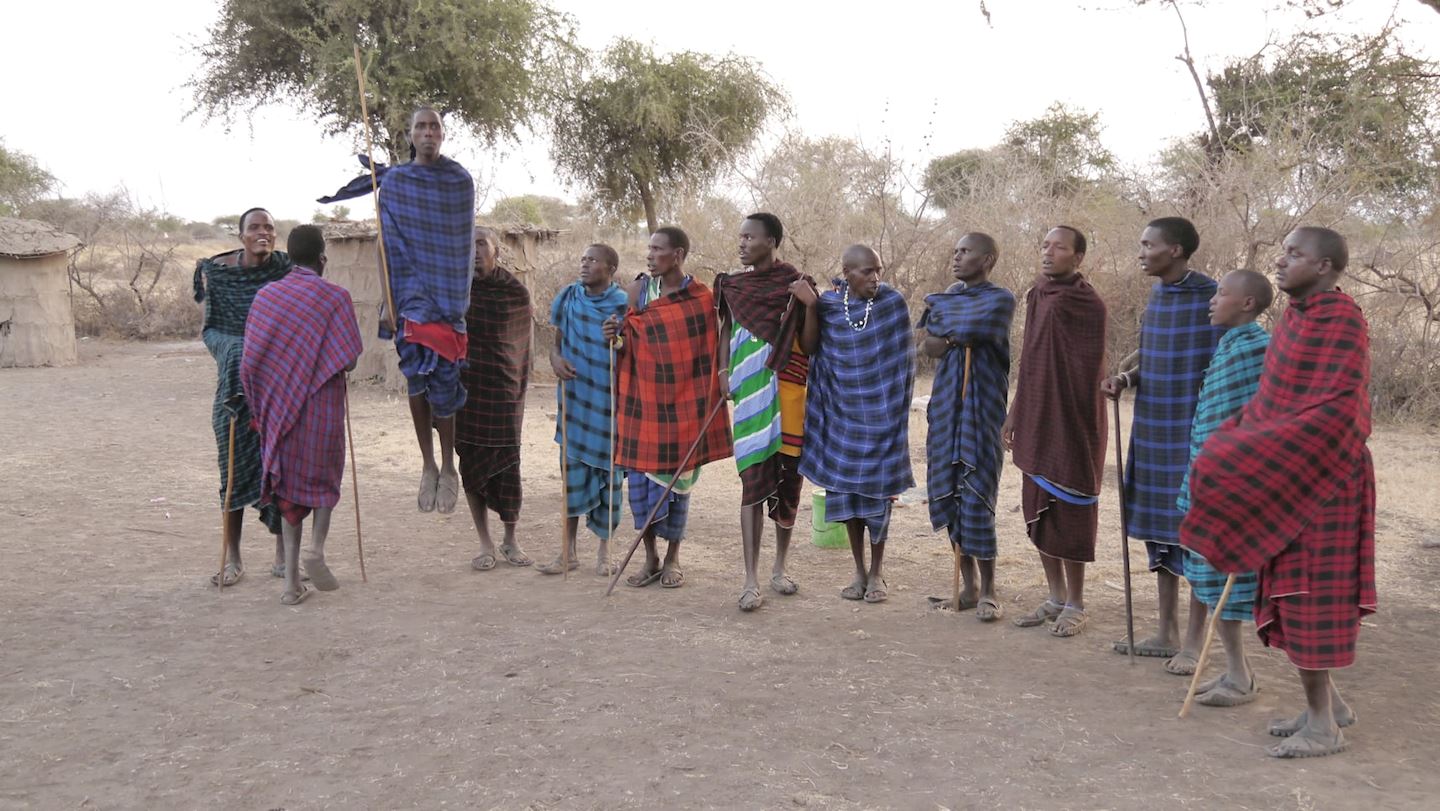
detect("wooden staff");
top-left (606, 341), bottom-right (618, 573)
top-left (954, 346), bottom-right (971, 614)
top-left (217, 413), bottom-right (238, 593)
top-left (351, 43), bottom-right (397, 330)
top-left (559, 379), bottom-right (571, 581)
top-left (606, 396), bottom-right (728, 597)
top-left (1112, 395), bottom-right (1137, 665)
top-left (1179, 573), bottom-right (1236, 718)
top-left (344, 377), bottom-right (368, 583)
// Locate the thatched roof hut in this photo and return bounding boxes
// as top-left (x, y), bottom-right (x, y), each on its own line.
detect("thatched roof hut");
top-left (0, 218), bottom-right (82, 368)
top-left (320, 222), bottom-right (562, 389)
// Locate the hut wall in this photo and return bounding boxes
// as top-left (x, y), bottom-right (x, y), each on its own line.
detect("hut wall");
top-left (323, 237), bottom-right (406, 391)
top-left (0, 254), bottom-right (78, 368)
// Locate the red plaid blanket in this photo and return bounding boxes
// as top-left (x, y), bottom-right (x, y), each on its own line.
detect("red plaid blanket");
top-left (1009, 273), bottom-right (1109, 494)
top-left (457, 267), bottom-right (532, 448)
top-left (714, 261), bottom-right (809, 371)
top-left (615, 280), bottom-right (733, 473)
top-left (1180, 291), bottom-right (1376, 594)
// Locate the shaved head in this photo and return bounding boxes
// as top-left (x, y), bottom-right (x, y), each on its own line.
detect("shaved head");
top-left (959, 232), bottom-right (998, 259)
top-left (1225, 269), bottom-right (1274, 312)
top-left (1292, 226), bottom-right (1349, 273)
top-left (842, 244), bottom-right (880, 269)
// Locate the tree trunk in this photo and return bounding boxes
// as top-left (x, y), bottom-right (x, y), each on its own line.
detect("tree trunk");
top-left (638, 182), bottom-right (658, 234)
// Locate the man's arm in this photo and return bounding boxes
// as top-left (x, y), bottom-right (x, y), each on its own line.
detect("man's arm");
top-left (791, 280), bottom-right (821, 356)
top-left (920, 330), bottom-right (951, 359)
top-left (549, 332), bottom-right (577, 380)
top-left (1101, 349), bottom-right (1141, 400)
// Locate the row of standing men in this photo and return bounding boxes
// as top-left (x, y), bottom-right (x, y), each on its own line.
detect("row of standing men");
top-left (202, 123), bottom-right (1373, 760)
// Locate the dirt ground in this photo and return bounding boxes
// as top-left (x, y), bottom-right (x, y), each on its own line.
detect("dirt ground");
top-left (2, 339), bottom-right (1438, 810)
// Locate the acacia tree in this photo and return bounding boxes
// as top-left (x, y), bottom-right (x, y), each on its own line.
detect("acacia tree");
top-left (189, 0), bottom-right (579, 162)
top-left (550, 39), bottom-right (785, 233)
top-left (0, 141), bottom-right (56, 216)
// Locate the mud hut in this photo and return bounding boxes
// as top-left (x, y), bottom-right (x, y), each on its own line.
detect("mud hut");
top-left (0, 218), bottom-right (82, 368)
top-left (320, 221), bottom-right (561, 390)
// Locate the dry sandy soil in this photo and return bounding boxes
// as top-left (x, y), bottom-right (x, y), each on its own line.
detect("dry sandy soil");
top-left (2, 339), bottom-right (1438, 810)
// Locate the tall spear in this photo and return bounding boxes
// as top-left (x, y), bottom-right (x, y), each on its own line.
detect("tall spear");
top-left (352, 43), bottom-right (398, 331)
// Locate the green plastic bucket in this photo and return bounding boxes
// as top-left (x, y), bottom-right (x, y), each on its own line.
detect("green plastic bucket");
top-left (811, 489), bottom-right (848, 549)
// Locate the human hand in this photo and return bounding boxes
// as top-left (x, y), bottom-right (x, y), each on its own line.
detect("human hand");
top-left (1100, 375), bottom-right (1126, 400)
top-left (789, 279), bottom-right (819, 307)
top-left (550, 350), bottom-right (577, 381)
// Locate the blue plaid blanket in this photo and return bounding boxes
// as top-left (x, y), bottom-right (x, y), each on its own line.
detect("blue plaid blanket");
top-left (1125, 272), bottom-right (1224, 543)
top-left (551, 281), bottom-right (630, 470)
top-left (799, 284), bottom-right (915, 498)
top-left (1177, 320), bottom-right (1269, 513)
top-left (920, 282), bottom-right (1015, 553)
top-left (376, 156), bottom-right (475, 333)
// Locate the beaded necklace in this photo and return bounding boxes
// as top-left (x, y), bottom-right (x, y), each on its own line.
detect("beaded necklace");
top-left (842, 284), bottom-right (874, 331)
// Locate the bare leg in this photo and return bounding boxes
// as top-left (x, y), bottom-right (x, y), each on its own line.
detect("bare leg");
top-left (865, 539), bottom-right (887, 601)
top-left (498, 521), bottom-right (530, 565)
top-left (224, 509), bottom-right (244, 565)
top-left (844, 519), bottom-right (868, 598)
top-left (772, 521), bottom-right (794, 587)
top-left (1270, 675), bottom-right (1355, 737)
top-left (1165, 591), bottom-right (1209, 674)
top-left (1062, 559), bottom-right (1086, 610)
top-left (538, 516), bottom-right (580, 574)
top-left (626, 530), bottom-right (663, 586)
top-left (280, 518), bottom-right (304, 603)
top-left (740, 502), bottom-right (764, 595)
top-left (1040, 551), bottom-right (1067, 606)
top-left (303, 508), bottom-right (339, 591)
top-left (433, 415), bottom-right (459, 513)
top-left (1219, 619), bottom-right (1252, 687)
top-left (409, 395), bottom-right (439, 511)
top-left (467, 492), bottom-right (497, 569)
top-left (975, 558), bottom-right (996, 602)
top-left (958, 555), bottom-right (979, 606)
top-left (661, 540), bottom-right (682, 584)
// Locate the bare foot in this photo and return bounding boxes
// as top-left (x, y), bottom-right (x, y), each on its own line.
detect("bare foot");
top-left (769, 573), bottom-right (798, 595)
top-left (976, 596), bottom-right (1003, 622)
top-left (738, 587), bottom-right (763, 612)
top-left (302, 552), bottom-right (339, 591)
top-left (498, 542), bottom-right (533, 567)
top-left (471, 553), bottom-right (497, 571)
top-left (660, 566), bottom-right (684, 588)
top-left (280, 585), bottom-right (313, 605)
top-left (435, 468), bottom-right (459, 514)
top-left (841, 577), bottom-right (866, 601)
top-left (626, 563), bottom-right (662, 588)
top-left (595, 559), bottom-right (617, 577)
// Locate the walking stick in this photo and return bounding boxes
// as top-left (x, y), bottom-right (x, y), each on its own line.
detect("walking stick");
top-left (352, 44), bottom-right (397, 331)
top-left (1112, 396), bottom-right (1137, 664)
top-left (952, 545), bottom-right (962, 613)
top-left (559, 379), bottom-right (571, 581)
top-left (1179, 573), bottom-right (1236, 719)
top-left (217, 413), bottom-right (238, 593)
top-left (344, 377), bottom-right (368, 583)
top-left (606, 341), bottom-right (618, 573)
top-left (606, 396), bottom-right (728, 596)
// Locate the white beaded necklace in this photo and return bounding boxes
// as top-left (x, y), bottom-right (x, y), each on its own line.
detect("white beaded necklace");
top-left (842, 284), bottom-right (874, 331)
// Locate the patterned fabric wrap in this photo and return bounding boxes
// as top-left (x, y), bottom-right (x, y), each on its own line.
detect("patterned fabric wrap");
top-left (614, 278), bottom-right (733, 474)
top-left (628, 472), bottom-right (691, 542)
top-left (1008, 273), bottom-right (1108, 495)
top-left (551, 281), bottom-right (629, 469)
top-left (566, 456), bottom-right (624, 540)
top-left (1124, 274), bottom-right (1225, 544)
top-left (241, 267), bottom-right (363, 515)
top-left (394, 325), bottom-right (466, 417)
top-left (194, 249), bottom-right (293, 530)
top-left (456, 267), bottom-right (531, 448)
top-left (824, 491), bottom-right (893, 544)
top-left (457, 444), bottom-right (522, 523)
top-left (728, 324), bottom-right (783, 472)
top-left (376, 157), bottom-right (475, 332)
top-left (799, 284), bottom-right (915, 499)
top-left (920, 282), bottom-right (1016, 559)
top-left (1180, 291), bottom-right (1376, 669)
top-left (1175, 321), bottom-right (1269, 620)
top-left (713, 262), bottom-right (809, 372)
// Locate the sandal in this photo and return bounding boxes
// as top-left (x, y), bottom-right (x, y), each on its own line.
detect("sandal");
top-left (417, 467), bottom-right (439, 513)
top-left (841, 582), bottom-right (866, 601)
top-left (1013, 599), bottom-right (1063, 628)
top-left (626, 568), bottom-right (662, 588)
top-left (1050, 606), bottom-right (1088, 637)
top-left (863, 580), bottom-right (888, 603)
top-left (435, 468), bottom-right (459, 514)
top-left (660, 568), bottom-right (685, 588)
top-left (770, 574), bottom-right (798, 596)
top-left (210, 562), bottom-right (244, 588)
top-left (471, 553), bottom-right (497, 571)
top-left (1267, 728), bottom-right (1348, 759)
top-left (976, 596), bottom-right (1003, 623)
top-left (1164, 651), bottom-right (1200, 676)
top-left (280, 585), bottom-right (313, 605)
top-left (536, 557), bottom-right (580, 575)
top-left (738, 587), bottom-right (763, 612)
top-left (1196, 676), bottom-right (1260, 707)
top-left (498, 543), bottom-right (533, 567)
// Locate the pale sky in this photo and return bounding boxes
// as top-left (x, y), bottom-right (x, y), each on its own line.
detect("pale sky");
top-left (4, 0), bottom-right (1437, 224)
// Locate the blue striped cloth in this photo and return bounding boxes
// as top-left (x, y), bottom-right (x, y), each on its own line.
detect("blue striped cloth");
top-left (566, 457), bottom-right (624, 540)
top-left (376, 157), bottom-right (475, 333)
top-left (799, 284), bottom-right (915, 500)
top-left (920, 282), bottom-right (1016, 559)
top-left (824, 491), bottom-right (893, 544)
top-left (1124, 273), bottom-right (1225, 543)
top-left (1178, 320), bottom-right (1269, 621)
top-left (627, 472), bottom-right (690, 542)
top-left (551, 282), bottom-right (629, 469)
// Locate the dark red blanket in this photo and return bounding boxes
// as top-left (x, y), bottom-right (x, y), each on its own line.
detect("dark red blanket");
top-left (457, 267), bottom-right (532, 448)
top-left (714, 261), bottom-right (808, 371)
